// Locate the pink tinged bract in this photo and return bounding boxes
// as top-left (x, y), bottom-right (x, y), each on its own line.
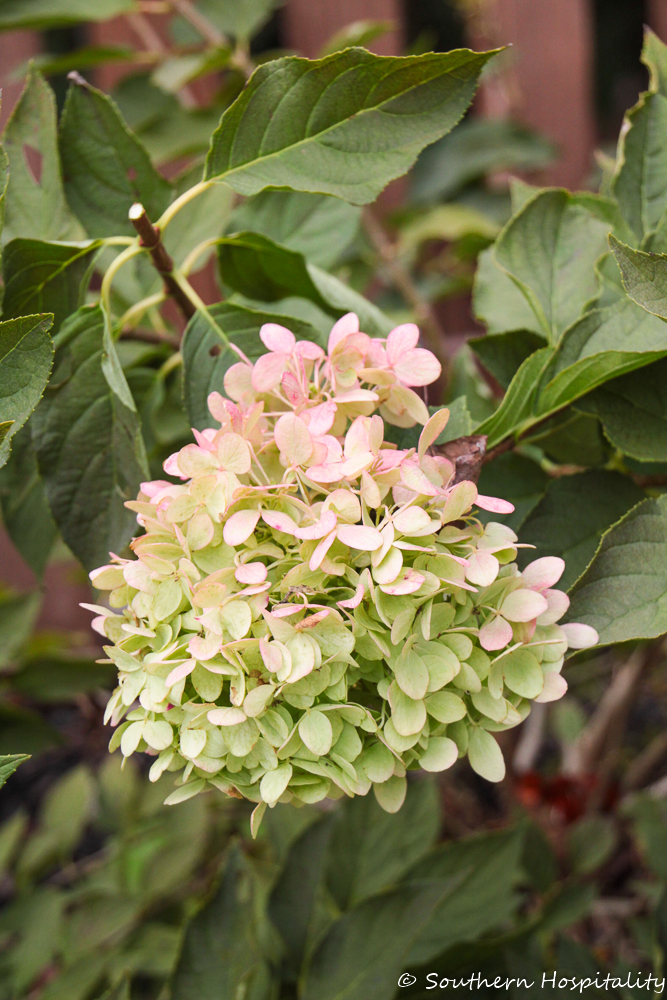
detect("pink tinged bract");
top-left (535, 672), bottom-right (568, 703)
top-left (380, 568), bottom-right (424, 595)
top-left (309, 530), bottom-right (337, 571)
top-left (561, 623), bottom-right (599, 649)
top-left (328, 312), bottom-right (359, 354)
top-left (465, 550), bottom-right (500, 587)
top-left (223, 508), bottom-right (260, 546)
top-left (501, 589), bottom-right (549, 623)
top-left (536, 589), bottom-right (570, 626)
top-left (293, 510), bottom-right (337, 540)
top-left (393, 506), bottom-right (432, 535)
top-left (400, 461), bottom-right (441, 497)
top-left (235, 562), bottom-right (268, 585)
top-left (259, 637), bottom-right (283, 673)
top-left (260, 322), bottom-right (296, 354)
top-left (393, 349), bottom-right (442, 387)
top-left (386, 323), bottom-right (419, 363)
top-left (418, 407), bottom-right (450, 459)
top-left (304, 401), bottom-right (336, 436)
top-left (188, 633), bottom-right (220, 660)
top-left (207, 706), bottom-right (247, 726)
top-left (224, 362), bottom-right (254, 401)
top-left (475, 494), bottom-right (515, 514)
top-left (336, 524), bottom-right (383, 551)
top-left (479, 615), bottom-right (513, 651)
top-left (282, 372), bottom-right (306, 405)
top-left (338, 582), bottom-right (365, 609)
top-left (306, 463), bottom-right (346, 483)
top-left (262, 509), bottom-right (299, 534)
top-left (252, 351), bottom-right (288, 392)
top-left (295, 339), bottom-right (325, 361)
top-left (522, 556), bottom-right (566, 591)
top-left (218, 433), bottom-right (251, 474)
top-left (166, 659), bottom-right (196, 687)
top-left (275, 412), bottom-right (313, 465)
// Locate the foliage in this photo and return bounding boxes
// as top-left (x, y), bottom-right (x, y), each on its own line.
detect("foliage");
top-left (1, 3), bottom-right (667, 997)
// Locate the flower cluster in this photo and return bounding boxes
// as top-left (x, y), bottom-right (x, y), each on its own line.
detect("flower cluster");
top-left (86, 314), bottom-right (597, 822)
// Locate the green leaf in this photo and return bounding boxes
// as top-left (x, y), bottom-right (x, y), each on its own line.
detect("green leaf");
top-left (2, 238), bottom-right (100, 333)
top-left (535, 296), bottom-right (667, 421)
top-left (301, 880), bottom-right (457, 1000)
top-left (325, 778), bottom-right (440, 910)
top-left (0, 591), bottom-right (42, 667)
top-left (473, 246), bottom-right (545, 336)
top-left (609, 233), bottom-right (667, 319)
top-left (182, 301), bottom-right (326, 430)
top-left (171, 844), bottom-right (269, 1000)
top-left (470, 329), bottom-right (547, 390)
top-left (0, 753), bottom-right (30, 789)
top-left (268, 815), bottom-right (334, 982)
top-left (217, 231), bottom-right (392, 334)
top-left (12, 655), bottom-right (115, 702)
top-left (32, 305), bottom-right (149, 572)
top-left (412, 117), bottom-right (554, 204)
top-left (0, 0), bottom-right (135, 30)
top-left (0, 425), bottom-right (57, 577)
top-left (494, 189), bottom-right (611, 341)
top-left (164, 163), bottom-right (234, 271)
top-left (567, 816), bottom-right (616, 875)
top-left (476, 453), bottom-right (548, 532)
top-left (59, 75), bottom-right (173, 237)
top-left (642, 27), bottom-right (667, 98)
top-left (475, 348), bottom-right (552, 448)
top-left (195, 0), bottom-right (279, 41)
top-left (612, 91), bottom-right (667, 241)
top-left (205, 47), bottom-right (497, 202)
top-left (566, 493), bottom-right (667, 644)
top-left (406, 828), bottom-right (524, 965)
top-left (0, 143), bottom-right (8, 242)
top-left (523, 410), bottom-right (608, 467)
top-left (517, 471), bottom-right (645, 591)
top-left (17, 765), bottom-right (95, 875)
top-left (1, 67), bottom-right (83, 243)
top-left (578, 357), bottom-right (667, 461)
top-left (227, 190), bottom-right (361, 270)
top-left (0, 314), bottom-right (54, 468)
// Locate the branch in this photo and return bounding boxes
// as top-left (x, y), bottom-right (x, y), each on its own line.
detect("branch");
top-left (169, 0), bottom-right (254, 77)
top-left (362, 208), bottom-right (447, 366)
top-left (129, 203), bottom-right (196, 322)
top-left (119, 327), bottom-right (180, 348)
top-left (125, 11), bottom-right (198, 108)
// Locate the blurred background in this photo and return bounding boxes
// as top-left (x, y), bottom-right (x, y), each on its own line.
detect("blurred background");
top-left (2, 5), bottom-right (667, 996)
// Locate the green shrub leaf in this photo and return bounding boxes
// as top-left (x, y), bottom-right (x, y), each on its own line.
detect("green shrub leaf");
top-left (205, 47), bottom-right (497, 203)
top-left (0, 314), bottom-right (53, 468)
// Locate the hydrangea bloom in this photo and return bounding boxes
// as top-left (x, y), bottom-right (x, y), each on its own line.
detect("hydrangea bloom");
top-left (85, 314), bottom-right (597, 823)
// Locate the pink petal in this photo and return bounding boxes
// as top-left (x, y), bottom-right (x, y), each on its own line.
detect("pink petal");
top-left (207, 707), bottom-right (247, 726)
top-left (297, 610), bottom-right (331, 627)
top-left (338, 582), bottom-right (365, 609)
top-left (386, 323), bottom-right (419, 365)
top-left (224, 362), bottom-right (254, 402)
top-left (275, 412), bottom-right (313, 465)
top-left (328, 312), bottom-right (359, 355)
top-left (223, 508), bottom-right (260, 546)
top-left (522, 557), bottom-right (565, 591)
top-left (304, 401), bottom-right (337, 437)
top-left (332, 389), bottom-right (379, 403)
top-left (262, 510), bottom-right (299, 534)
top-left (344, 416), bottom-right (371, 457)
top-left (465, 550), bottom-right (500, 587)
top-left (271, 604), bottom-right (303, 617)
top-left (260, 323), bottom-right (295, 354)
top-left (294, 340), bottom-right (325, 361)
top-left (142, 479), bottom-right (171, 498)
top-left (418, 407), bottom-right (450, 459)
top-left (536, 589), bottom-right (570, 626)
top-left (475, 494), bottom-right (515, 514)
top-left (188, 634), bottom-right (221, 660)
top-left (400, 461), bottom-right (441, 497)
top-left (163, 452), bottom-right (185, 479)
top-left (479, 615), bottom-right (513, 651)
top-left (310, 530), bottom-right (337, 570)
top-left (166, 659), bottom-right (196, 687)
top-left (380, 568), bottom-right (424, 595)
top-left (393, 348), bottom-right (441, 388)
top-left (293, 510), bottom-right (337, 540)
top-left (336, 524), bottom-right (383, 551)
top-left (561, 623), bottom-right (599, 649)
top-left (535, 673), bottom-right (568, 703)
top-left (260, 637), bottom-right (283, 672)
top-left (307, 463), bottom-right (346, 483)
top-left (235, 562), bottom-right (268, 585)
top-left (393, 506), bottom-right (432, 535)
top-left (281, 371), bottom-right (306, 405)
top-left (252, 352), bottom-right (288, 392)
top-left (501, 589), bottom-right (549, 623)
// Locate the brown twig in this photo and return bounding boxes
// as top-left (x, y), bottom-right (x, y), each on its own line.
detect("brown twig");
top-left (125, 11), bottom-right (198, 108)
top-left (129, 203), bottom-right (196, 322)
top-left (362, 208), bottom-right (447, 366)
top-left (119, 327), bottom-right (180, 348)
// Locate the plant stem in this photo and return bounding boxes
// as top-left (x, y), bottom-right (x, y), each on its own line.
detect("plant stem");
top-left (362, 207), bottom-right (447, 364)
top-left (157, 179), bottom-right (216, 232)
top-left (126, 10), bottom-right (198, 108)
top-left (129, 202), bottom-right (196, 322)
top-left (119, 327), bottom-right (180, 348)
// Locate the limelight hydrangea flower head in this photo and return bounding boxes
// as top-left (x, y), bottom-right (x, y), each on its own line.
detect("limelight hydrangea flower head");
top-left (85, 313), bottom-right (597, 825)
